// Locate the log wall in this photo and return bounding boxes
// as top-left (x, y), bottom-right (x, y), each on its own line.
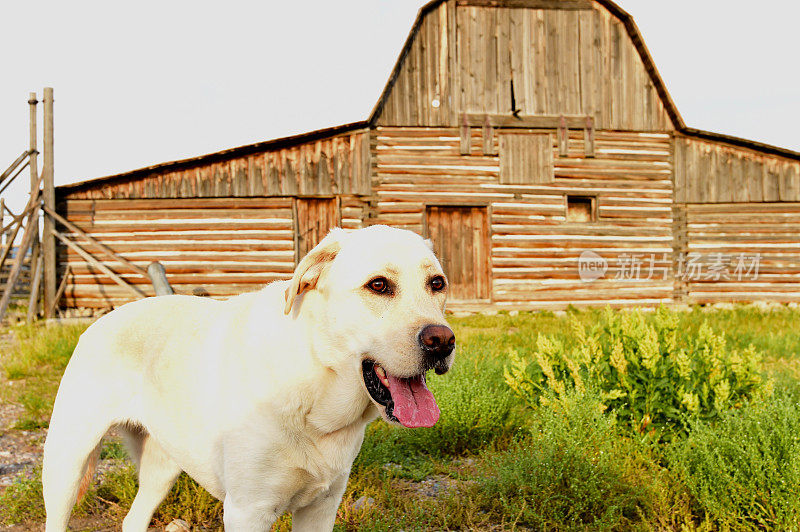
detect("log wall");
top-left (62, 130), bottom-right (372, 201)
top-left (57, 197), bottom-right (366, 308)
top-left (680, 202), bottom-right (800, 303)
top-left (376, 1), bottom-right (674, 131)
top-left (374, 126), bottom-right (674, 310)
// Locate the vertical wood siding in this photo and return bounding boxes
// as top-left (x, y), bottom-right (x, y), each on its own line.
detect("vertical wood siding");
top-left (57, 197), bottom-right (365, 308)
top-left (499, 132), bottom-right (553, 184)
top-left (374, 126), bottom-right (674, 310)
top-left (426, 206), bottom-right (491, 299)
top-left (61, 131), bottom-right (372, 200)
top-left (682, 203), bottom-right (800, 303)
top-left (376, 2), bottom-right (673, 131)
top-left (674, 136), bottom-right (800, 203)
top-left (295, 198), bottom-right (340, 261)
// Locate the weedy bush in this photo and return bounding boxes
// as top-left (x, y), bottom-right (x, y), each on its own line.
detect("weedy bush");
top-left (504, 306), bottom-right (771, 437)
top-left (472, 388), bottom-right (667, 531)
top-left (669, 392), bottom-right (800, 530)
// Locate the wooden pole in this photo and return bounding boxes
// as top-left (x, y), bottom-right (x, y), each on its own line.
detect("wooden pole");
top-left (49, 264), bottom-right (70, 317)
top-left (42, 88), bottom-right (56, 318)
top-left (0, 209), bottom-right (38, 322)
top-left (0, 150), bottom-right (30, 188)
top-left (28, 92), bottom-right (40, 316)
top-left (0, 188), bottom-right (41, 275)
top-left (0, 198), bottom-right (4, 248)
top-left (0, 159), bottom-right (30, 197)
top-left (26, 254), bottom-right (43, 322)
top-left (0, 215), bottom-right (23, 274)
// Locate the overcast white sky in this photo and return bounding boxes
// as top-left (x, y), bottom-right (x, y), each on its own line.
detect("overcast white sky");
top-left (1, 0), bottom-right (798, 216)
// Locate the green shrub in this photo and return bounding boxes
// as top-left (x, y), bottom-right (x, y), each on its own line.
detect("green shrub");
top-left (472, 389), bottom-right (665, 530)
top-left (504, 307), bottom-right (771, 438)
top-left (669, 392), bottom-right (800, 529)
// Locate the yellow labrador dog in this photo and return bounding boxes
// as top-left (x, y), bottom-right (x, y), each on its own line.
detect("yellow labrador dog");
top-left (42, 225), bottom-right (455, 531)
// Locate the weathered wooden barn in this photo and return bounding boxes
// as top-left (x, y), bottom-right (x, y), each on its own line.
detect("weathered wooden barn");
top-left (54, 0), bottom-right (800, 312)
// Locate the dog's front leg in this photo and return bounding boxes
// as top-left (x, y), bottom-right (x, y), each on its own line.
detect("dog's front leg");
top-left (291, 470), bottom-right (349, 532)
top-left (222, 492), bottom-right (281, 532)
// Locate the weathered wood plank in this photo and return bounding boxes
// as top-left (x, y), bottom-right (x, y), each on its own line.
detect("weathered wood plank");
top-left (456, 0), bottom-right (592, 9)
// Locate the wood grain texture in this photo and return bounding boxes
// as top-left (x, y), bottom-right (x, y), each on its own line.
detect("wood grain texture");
top-left (57, 197), bottom-right (365, 309)
top-left (374, 126), bottom-right (674, 309)
top-left (674, 136), bottom-right (800, 203)
top-left (426, 206), bottom-right (490, 300)
top-left (499, 132), bottom-right (553, 184)
top-left (295, 198), bottom-right (340, 262)
top-left (685, 202), bottom-right (800, 303)
top-left (377, 3), bottom-right (673, 131)
top-left (60, 131), bottom-right (371, 201)
top-left (456, 0), bottom-right (592, 9)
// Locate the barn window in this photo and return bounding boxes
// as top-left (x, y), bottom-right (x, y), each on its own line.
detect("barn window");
top-left (566, 195), bottom-right (596, 222)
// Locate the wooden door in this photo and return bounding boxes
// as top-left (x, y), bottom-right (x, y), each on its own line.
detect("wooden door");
top-left (426, 206), bottom-right (490, 300)
top-left (295, 198), bottom-right (339, 262)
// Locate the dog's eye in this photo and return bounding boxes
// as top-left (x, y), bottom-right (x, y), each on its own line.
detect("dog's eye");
top-left (430, 276), bottom-right (446, 292)
top-left (367, 277), bottom-right (391, 294)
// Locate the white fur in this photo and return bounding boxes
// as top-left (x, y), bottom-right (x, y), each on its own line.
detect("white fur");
top-left (41, 225), bottom-right (453, 531)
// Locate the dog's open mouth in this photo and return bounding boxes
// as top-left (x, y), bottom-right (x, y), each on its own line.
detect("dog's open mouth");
top-left (361, 360), bottom-right (440, 428)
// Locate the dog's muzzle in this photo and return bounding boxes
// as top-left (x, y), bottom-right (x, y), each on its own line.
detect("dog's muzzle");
top-left (418, 324), bottom-right (455, 374)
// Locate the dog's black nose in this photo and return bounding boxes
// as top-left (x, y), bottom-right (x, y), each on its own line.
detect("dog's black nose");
top-left (419, 324), bottom-right (455, 360)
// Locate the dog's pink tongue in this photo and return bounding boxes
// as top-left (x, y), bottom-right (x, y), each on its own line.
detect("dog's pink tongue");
top-left (386, 374), bottom-right (440, 428)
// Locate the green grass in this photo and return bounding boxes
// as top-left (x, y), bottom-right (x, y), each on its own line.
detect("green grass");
top-left (3, 305), bottom-right (800, 530)
top-left (472, 390), bottom-right (671, 531)
top-left (1, 322), bottom-right (90, 429)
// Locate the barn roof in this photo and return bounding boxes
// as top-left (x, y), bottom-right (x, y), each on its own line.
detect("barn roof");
top-left (57, 0), bottom-right (800, 196)
top-left (57, 121), bottom-right (369, 195)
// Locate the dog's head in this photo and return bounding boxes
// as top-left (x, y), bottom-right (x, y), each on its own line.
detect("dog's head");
top-left (284, 225), bottom-right (455, 428)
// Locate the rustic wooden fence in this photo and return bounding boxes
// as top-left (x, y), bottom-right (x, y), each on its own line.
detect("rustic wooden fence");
top-left (0, 89), bottom-right (173, 324)
top-left (0, 247), bottom-right (31, 303)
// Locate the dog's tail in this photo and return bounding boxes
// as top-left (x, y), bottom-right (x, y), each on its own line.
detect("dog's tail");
top-left (76, 443), bottom-right (102, 502)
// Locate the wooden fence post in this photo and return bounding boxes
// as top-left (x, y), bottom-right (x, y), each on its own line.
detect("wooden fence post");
top-left (28, 92), bottom-right (41, 317)
top-left (0, 209), bottom-right (38, 322)
top-left (42, 88), bottom-right (56, 318)
top-left (26, 254), bottom-right (43, 322)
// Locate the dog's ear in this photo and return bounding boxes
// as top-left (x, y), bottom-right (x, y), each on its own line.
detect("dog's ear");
top-left (284, 228), bottom-right (345, 315)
